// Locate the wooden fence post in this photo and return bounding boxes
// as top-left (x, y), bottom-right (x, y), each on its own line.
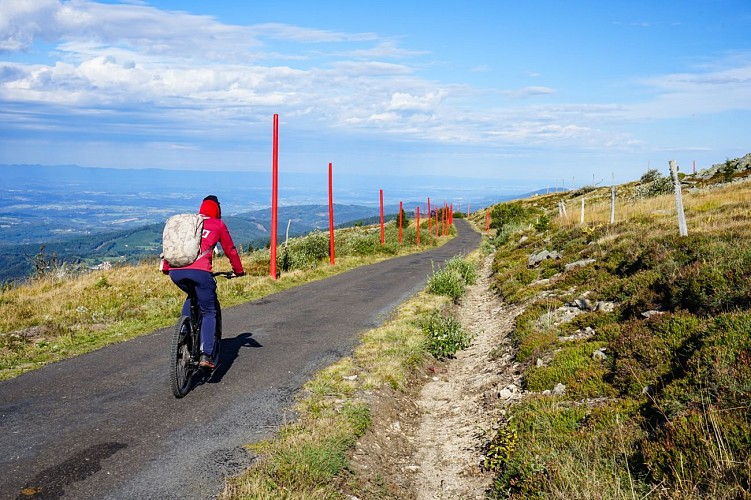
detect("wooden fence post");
top-left (580, 197), bottom-right (585, 224)
top-left (669, 160), bottom-right (688, 236)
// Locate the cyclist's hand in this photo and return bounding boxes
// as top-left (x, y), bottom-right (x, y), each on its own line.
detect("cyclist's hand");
top-left (233, 271), bottom-right (245, 278)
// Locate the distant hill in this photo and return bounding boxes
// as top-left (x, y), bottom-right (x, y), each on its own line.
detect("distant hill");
top-left (0, 204), bottom-right (392, 282)
top-left (1, 163), bottom-right (547, 282)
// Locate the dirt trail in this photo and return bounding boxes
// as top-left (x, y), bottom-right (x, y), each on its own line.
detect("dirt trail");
top-left (348, 254), bottom-right (523, 499)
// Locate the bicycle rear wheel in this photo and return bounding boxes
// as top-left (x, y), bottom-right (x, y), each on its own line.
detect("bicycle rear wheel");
top-left (170, 315), bottom-right (195, 398)
top-left (210, 302), bottom-right (222, 369)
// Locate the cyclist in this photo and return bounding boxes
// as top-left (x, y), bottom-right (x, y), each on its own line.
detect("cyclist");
top-left (162, 195), bottom-right (245, 369)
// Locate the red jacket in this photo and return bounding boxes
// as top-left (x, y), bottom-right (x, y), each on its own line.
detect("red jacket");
top-left (163, 215), bottom-right (245, 275)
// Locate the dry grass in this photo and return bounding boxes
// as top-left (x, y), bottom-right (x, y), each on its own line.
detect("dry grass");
top-left (482, 177), bottom-right (751, 498)
top-left (221, 287), bottom-right (453, 499)
top-left (552, 179), bottom-right (751, 237)
top-left (0, 223), bottom-right (452, 381)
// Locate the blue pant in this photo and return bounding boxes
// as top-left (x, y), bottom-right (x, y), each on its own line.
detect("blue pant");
top-left (170, 269), bottom-right (217, 355)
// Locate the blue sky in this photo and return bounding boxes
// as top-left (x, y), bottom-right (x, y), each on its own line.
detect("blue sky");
top-left (1, 0), bottom-right (750, 190)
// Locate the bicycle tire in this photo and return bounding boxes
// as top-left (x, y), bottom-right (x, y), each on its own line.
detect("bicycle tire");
top-left (210, 301), bottom-right (222, 371)
top-left (170, 315), bottom-right (195, 398)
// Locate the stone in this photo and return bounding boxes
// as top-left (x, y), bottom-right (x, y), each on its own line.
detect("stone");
top-left (499, 388), bottom-right (514, 400)
top-left (574, 298), bottom-right (594, 311)
top-left (564, 258), bottom-right (596, 272)
top-left (641, 310), bottom-right (665, 319)
top-left (528, 249), bottom-right (561, 267)
top-left (595, 301), bottom-right (615, 313)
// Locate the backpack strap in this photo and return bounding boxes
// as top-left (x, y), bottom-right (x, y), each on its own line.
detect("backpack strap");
top-left (195, 214), bottom-right (212, 262)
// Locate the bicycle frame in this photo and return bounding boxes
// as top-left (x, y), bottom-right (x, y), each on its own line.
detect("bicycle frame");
top-left (170, 271), bottom-right (230, 398)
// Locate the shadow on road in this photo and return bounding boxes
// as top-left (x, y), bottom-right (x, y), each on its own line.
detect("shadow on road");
top-left (210, 332), bottom-right (262, 383)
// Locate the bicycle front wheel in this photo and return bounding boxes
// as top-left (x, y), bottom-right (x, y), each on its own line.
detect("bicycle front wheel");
top-left (170, 315), bottom-right (195, 398)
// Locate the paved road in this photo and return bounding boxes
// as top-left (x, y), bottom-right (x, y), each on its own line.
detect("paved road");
top-left (0, 219), bottom-right (480, 499)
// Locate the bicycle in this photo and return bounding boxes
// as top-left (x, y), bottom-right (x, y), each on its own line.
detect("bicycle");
top-left (170, 271), bottom-right (235, 398)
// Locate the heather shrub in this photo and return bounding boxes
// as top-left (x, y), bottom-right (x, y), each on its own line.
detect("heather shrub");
top-left (421, 311), bottom-right (472, 360)
top-left (444, 256), bottom-right (478, 286)
top-left (427, 268), bottom-right (465, 301)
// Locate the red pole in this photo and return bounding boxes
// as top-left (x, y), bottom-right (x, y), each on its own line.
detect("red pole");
top-left (427, 197), bottom-right (431, 234)
top-left (484, 208), bottom-right (491, 232)
top-left (270, 114), bottom-right (279, 279)
top-left (379, 189), bottom-right (385, 245)
top-left (449, 203), bottom-right (453, 225)
top-left (328, 162), bottom-right (335, 266)
top-left (443, 205), bottom-right (447, 235)
top-left (398, 201), bottom-right (403, 244)
top-left (416, 206), bottom-right (420, 246)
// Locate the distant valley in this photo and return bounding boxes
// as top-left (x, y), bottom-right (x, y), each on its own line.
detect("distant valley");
top-left (1, 164), bottom-right (539, 282)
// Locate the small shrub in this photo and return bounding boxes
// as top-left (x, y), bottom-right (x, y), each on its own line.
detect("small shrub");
top-left (721, 159), bottom-right (737, 182)
top-left (94, 276), bottom-right (111, 289)
top-left (483, 421), bottom-right (518, 472)
top-left (279, 230), bottom-right (330, 270)
top-left (444, 256), bottom-right (477, 286)
top-left (490, 202), bottom-right (530, 233)
top-left (534, 213), bottom-right (551, 232)
top-left (427, 267), bottom-right (466, 301)
top-left (421, 311), bottom-right (472, 360)
top-left (639, 168), bottom-right (662, 184)
top-left (341, 402), bottom-right (371, 438)
top-left (635, 171), bottom-right (673, 198)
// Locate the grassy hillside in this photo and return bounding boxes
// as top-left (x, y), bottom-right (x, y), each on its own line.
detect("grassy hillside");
top-left (468, 161), bottom-right (751, 498)
top-left (218, 159), bottom-right (751, 498)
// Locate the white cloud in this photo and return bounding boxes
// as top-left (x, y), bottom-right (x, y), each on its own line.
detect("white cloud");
top-left (628, 57), bottom-right (751, 118)
top-left (502, 86), bottom-right (556, 99)
top-left (1, 0), bottom-right (750, 175)
top-left (0, 0), bottom-right (60, 51)
top-left (387, 91), bottom-right (446, 111)
top-left (248, 23), bottom-right (377, 44)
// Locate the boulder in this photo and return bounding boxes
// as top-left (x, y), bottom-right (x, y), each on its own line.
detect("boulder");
top-left (565, 258), bottom-right (596, 272)
top-left (528, 250), bottom-right (561, 267)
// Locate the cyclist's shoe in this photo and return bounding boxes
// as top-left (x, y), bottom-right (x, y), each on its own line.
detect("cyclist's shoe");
top-left (199, 353), bottom-right (215, 370)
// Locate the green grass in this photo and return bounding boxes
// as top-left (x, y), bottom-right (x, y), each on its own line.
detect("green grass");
top-left (426, 255), bottom-right (477, 302)
top-left (479, 176), bottom-right (751, 498)
top-left (221, 289), bottom-right (456, 499)
top-left (421, 310), bottom-right (472, 360)
top-left (0, 220), bottom-right (452, 381)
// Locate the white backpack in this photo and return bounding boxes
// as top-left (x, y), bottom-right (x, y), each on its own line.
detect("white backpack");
top-left (161, 214), bottom-right (209, 267)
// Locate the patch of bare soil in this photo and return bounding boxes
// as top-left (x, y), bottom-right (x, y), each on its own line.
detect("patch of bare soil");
top-left (345, 255), bottom-right (523, 499)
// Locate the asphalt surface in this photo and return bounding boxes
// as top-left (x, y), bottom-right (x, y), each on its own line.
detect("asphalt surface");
top-left (0, 219), bottom-right (480, 499)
